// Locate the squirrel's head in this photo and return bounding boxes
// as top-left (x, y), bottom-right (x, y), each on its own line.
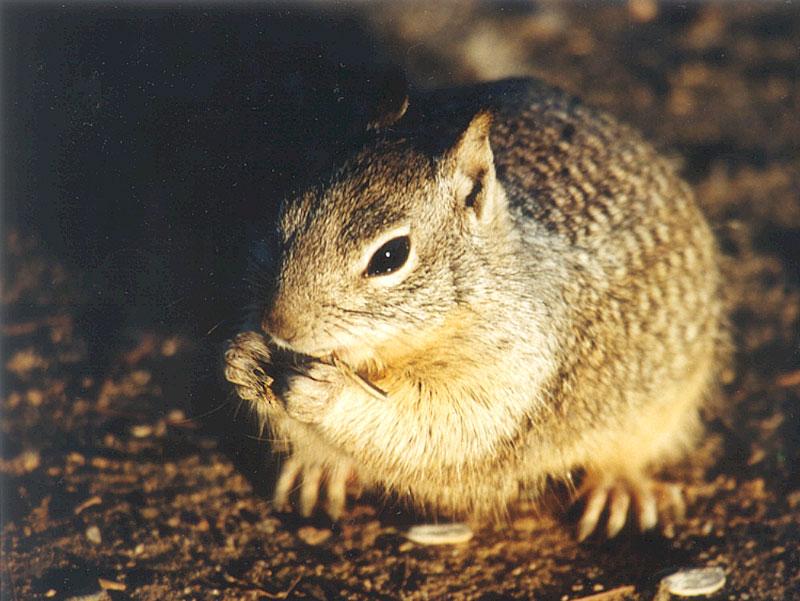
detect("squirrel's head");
top-left (252, 110), bottom-right (509, 368)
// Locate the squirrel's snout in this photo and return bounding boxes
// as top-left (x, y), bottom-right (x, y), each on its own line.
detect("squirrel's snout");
top-left (261, 303), bottom-right (298, 345)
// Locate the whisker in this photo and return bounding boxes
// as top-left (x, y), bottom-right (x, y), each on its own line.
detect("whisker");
top-left (324, 301), bottom-right (424, 326)
top-left (181, 399), bottom-right (233, 422)
top-left (242, 433), bottom-right (283, 444)
top-left (205, 318), bottom-right (231, 337)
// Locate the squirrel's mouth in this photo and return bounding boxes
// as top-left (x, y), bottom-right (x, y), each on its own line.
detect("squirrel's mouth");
top-left (264, 333), bottom-right (388, 401)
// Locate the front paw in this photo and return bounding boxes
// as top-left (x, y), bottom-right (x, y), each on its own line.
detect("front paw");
top-left (281, 361), bottom-right (345, 424)
top-left (223, 331), bottom-right (279, 408)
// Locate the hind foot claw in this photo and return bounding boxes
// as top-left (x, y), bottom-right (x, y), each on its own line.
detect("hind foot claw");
top-left (575, 474), bottom-right (685, 541)
top-left (273, 455), bottom-right (358, 520)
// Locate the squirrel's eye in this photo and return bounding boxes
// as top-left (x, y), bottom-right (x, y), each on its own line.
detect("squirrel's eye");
top-left (365, 236), bottom-right (411, 277)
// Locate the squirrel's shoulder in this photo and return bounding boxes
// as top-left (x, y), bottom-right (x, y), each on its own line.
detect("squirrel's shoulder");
top-left (401, 78), bottom-right (690, 244)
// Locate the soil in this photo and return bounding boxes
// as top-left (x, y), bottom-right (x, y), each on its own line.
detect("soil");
top-left (2, 3), bottom-right (799, 600)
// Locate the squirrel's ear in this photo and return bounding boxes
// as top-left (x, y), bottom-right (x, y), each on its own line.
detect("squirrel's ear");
top-left (447, 110), bottom-right (498, 223)
top-left (366, 68), bottom-right (409, 130)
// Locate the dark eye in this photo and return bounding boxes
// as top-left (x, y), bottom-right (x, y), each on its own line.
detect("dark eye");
top-left (365, 236), bottom-right (411, 277)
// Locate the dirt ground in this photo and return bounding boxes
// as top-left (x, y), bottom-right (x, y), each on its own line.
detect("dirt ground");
top-left (2, 2), bottom-right (799, 600)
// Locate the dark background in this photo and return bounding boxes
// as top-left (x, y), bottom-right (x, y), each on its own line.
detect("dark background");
top-left (3, 3), bottom-right (399, 339)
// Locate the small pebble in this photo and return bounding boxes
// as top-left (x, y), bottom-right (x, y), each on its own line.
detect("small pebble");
top-left (98, 578), bottom-right (126, 591)
top-left (130, 424), bottom-right (153, 438)
top-left (296, 526), bottom-right (332, 546)
top-left (405, 523), bottom-right (473, 545)
top-left (161, 337), bottom-right (180, 356)
top-left (166, 409), bottom-right (187, 424)
top-left (21, 450), bottom-right (41, 472)
top-left (660, 567), bottom-right (726, 597)
top-left (90, 457), bottom-right (110, 469)
top-left (628, 0), bottom-right (658, 22)
top-left (512, 516), bottom-right (538, 532)
top-left (67, 452), bottom-right (86, 465)
top-left (85, 525), bottom-right (102, 545)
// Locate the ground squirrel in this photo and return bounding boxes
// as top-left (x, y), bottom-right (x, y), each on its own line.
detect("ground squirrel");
top-left (224, 78), bottom-right (727, 540)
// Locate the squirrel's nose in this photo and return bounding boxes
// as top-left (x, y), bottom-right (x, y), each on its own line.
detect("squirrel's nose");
top-left (261, 303), bottom-right (298, 344)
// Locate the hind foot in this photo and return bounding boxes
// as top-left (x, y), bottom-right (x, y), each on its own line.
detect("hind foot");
top-left (273, 454), bottom-right (359, 520)
top-left (575, 473), bottom-right (685, 541)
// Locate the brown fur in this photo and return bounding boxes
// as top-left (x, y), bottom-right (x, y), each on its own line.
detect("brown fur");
top-left (224, 78), bottom-right (729, 530)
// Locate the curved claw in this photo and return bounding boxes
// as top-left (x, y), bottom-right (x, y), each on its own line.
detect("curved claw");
top-left (272, 455), bottom-right (357, 520)
top-left (606, 486), bottom-right (631, 538)
top-left (273, 455), bottom-right (303, 512)
top-left (578, 484), bottom-right (609, 542)
top-left (634, 485), bottom-right (658, 532)
top-left (299, 464), bottom-right (324, 517)
top-left (575, 474), bottom-right (685, 541)
top-left (324, 461), bottom-right (350, 520)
